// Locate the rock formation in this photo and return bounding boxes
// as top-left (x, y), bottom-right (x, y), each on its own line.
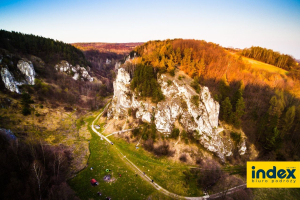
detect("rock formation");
top-left (55, 60), bottom-right (94, 82)
top-left (108, 68), bottom-right (238, 160)
top-left (1, 68), bottom-right (21, 94)
top-left (1, 58), bottom-right (36, 93)
top-left (17, 59), bottom-right (36, 85)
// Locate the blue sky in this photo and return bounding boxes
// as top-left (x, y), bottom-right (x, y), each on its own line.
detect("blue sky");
top-left (1, 0), bottom-right (300, 58)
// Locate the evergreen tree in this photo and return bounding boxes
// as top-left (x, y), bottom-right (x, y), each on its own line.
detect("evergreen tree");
top-left (282, 106), bottom-right (296, 134)
top-left (233, 97), bottom-right (245, 127)
top-left (221, 97), bottom-right (233, 123)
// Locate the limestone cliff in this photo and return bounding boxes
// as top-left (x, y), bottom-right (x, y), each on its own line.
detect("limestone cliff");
top-left (1, 68), bottom-right (21, 93)
top-left (55, 60), bottom-right (94, 82)
top-left (17, 59), bottom-right (36, 85)
top-left (108, 68), bottom-right (237, 160)
top-left (1, 56), bottom-right (36, 93)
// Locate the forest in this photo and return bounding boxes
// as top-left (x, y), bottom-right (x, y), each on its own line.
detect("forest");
top-left (131, 39), bottom-right (300, 161)
top-left (130, 64), bottom-right (164, 103)
top-left (241, 46), bottom-right (298, 71)
top-left (0, 30), bottom-right (88, 66)
top-left (0, 130), bottom-right (77, 200)
top-left (0, 30), bottom-right (110, 110)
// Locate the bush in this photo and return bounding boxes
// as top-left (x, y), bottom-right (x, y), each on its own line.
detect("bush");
top-left (179, 154), bottom-right (187, 162)
top-left (181, 130), bottom-right (188, 144)
top-left (153, 141), bottom-right (175, 157)
top-left (167, 80), bottom-right (172, 86)
top-left (191, 95), bottom-right (199, 107)
top-left (64, 106), bottom-right (73, 112)
top-left (191, 80), bottom-right (201, 93)
top-left (230, 132), bottom-right (241, 144)
top-left (169, 69), bottom-right (175, 76)
top-left (143, 139), bottom-right (154, 151)
top-left (22, 107), bottom-right (31, 116)
top-left (170, 128), bottom-right (180, 139)
top-left (132, 128), bottom-right (140, 137)
top-left (181, 99), bottom-right (188, 110)
top-left (128, 108), bottom-right (132, 116)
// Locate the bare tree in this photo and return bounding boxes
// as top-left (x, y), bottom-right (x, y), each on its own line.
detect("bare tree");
top-left (32, 160), bottom-right (44, 200)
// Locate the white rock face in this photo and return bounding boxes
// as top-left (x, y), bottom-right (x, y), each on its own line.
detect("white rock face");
top-left (108, 68), bottom-right (233, 160)
top-left (17, 60), bottom-right (36, 85)
top-left (55, 61), bottom-right (94, 82)
top-left (238, 139), bottom-right (247, 155)
top-left (115, 62), bottom-right (121, 70)
top-left (106, 59), bottom-right (111, 65)
top-left (1, 68), bottom-right (20, 94)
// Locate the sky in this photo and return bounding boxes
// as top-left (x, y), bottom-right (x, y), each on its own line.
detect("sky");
top-left (0, 0), bottom-right (300, 58)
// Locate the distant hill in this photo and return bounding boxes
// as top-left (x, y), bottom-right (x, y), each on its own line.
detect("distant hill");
top-left (71, 42), bottom-right (143, 84)
top-left (72, 42), bottom-right (143, 56)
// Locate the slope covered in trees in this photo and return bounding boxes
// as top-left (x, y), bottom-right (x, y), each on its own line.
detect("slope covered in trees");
top-left (130, 64), bottom-right (164, 102)
top-left (131, 39), bottom-right (300, 161)
top-left (241, 46), bottom-right (297, 71)
top-left (0, 30), bottom-right (88, 66)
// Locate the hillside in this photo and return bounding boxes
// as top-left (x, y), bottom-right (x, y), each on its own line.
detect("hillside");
top-left (240, 46), bottom-right (298, 71)
top-left (128, 39), bottom-right (300, 162)
top-left (0, 30), bottom-right (113, 199)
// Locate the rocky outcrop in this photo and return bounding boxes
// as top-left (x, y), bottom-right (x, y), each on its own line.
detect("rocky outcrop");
top-left (55, 61), bottom-right (94, 82)
top-left (17, 60), bottom-right (36, 85)
top-left (238, 139), bottom-right (247, 155)
top-left (1, 57), bottom-right (36, 93)
top-left (1, 68), bottom-right (21, 94)
top-left (108, 68), bottom-right (233, 160)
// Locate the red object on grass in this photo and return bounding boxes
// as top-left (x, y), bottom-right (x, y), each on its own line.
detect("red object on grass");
top-left (91, 179), bottom-right (97, 184)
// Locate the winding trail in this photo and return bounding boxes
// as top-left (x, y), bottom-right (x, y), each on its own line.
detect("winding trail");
top-left (91, 105), bottom-right (246, 199)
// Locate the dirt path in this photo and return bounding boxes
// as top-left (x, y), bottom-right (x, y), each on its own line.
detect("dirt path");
top-left (91, 105), bottom-right (246, 199)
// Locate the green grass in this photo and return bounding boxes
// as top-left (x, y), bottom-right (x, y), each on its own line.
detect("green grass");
top-left (109, 136), bottom-right (203, 196)
top-left (252, 188), bottom-right (300, 200)
top-left (242, 56), bottom-right (288, 75)
top-left (68, 115), bottom-right (160, 200)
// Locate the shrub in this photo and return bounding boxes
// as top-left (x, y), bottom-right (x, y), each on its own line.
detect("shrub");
top-left (22, 107), bottom-right (31, 116)
top-left (143, 139), bottom-right (154, 151)
top-left (153, 141), bottom-right (175, 157)
top-left (181, 99), bottom-right (188, 110)
top-left (128, 108), bottom-right (132, 116)
top-left (169, 69), bottom-right (175, 76)
top-left (179, 154), bottom-right (187, 162)
top-left (181, 130), bottom-right (188, 144)
top-left (132, 128), bottom-right (140, 137)
top-left (191, 95), bottom-right (199, 107)
top-left (230, 132), bottom-right (241, 144)
top-left (167, 80), bottom-right (172, 87)
top-left (170, 128), bottom-right (180, 139)
top-left (191, 80), bottom-right (201, 93)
